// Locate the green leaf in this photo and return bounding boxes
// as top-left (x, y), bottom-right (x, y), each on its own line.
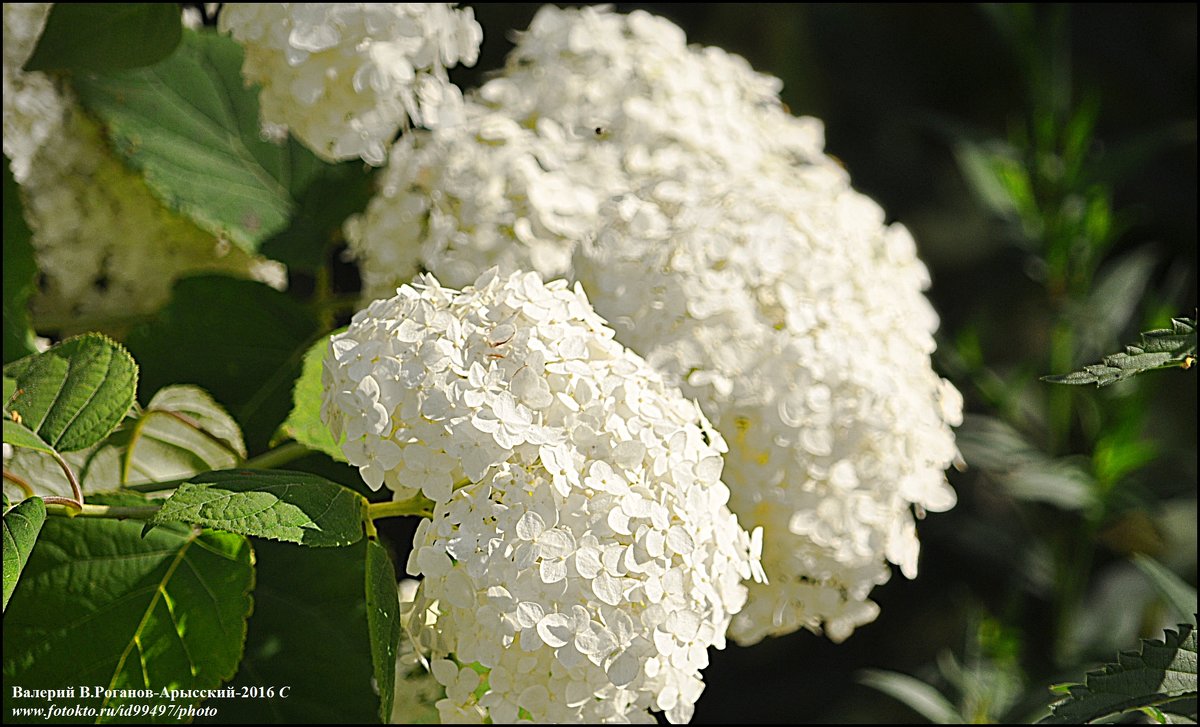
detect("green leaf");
top-left (19, 384), bottom-right (247, 495)
top-left (2, 496), bottom-right (45, 611)
top-left (203, 539), bottom-right (379, 724)
top-left (2, 493), bottom-right (254, 720)
top-left (151, 469), bottom-right (367, 547)
top-left (1043, 317), bottom-right (1197, 387)
top-left (1072, 248), bottom-right (1159, 362)
top-left (1133, 555), bottom-right (1199, 622)
top-left (126, 275), bottom-right (320, 452)
top-left (2, 419), bottom-right (55, 456)
top-left (955, 415), bottom-right (1098, 510)
top-left (3, 334), bottom-right (138, 452)
top-left (71, 29), bottom-right (327, 254)
top-left (276, 330), bottom-right (346, 462)
top-left (260, 165), bottom-right (377, 272)
top-left (859, 669), bottom-right (964, 724)
top-left (23, 3), bottom-right (181, 73)
top-left (104, 385), bottom-right (247, 486)
top-left (1041, 622), bottom-right (1198, 724)
top-left (3, 156), bottom-right (38, 363)
top-left (367, 540), bottom-right (402, 723)
top-left (954, 139), bottom-right (1034, 223)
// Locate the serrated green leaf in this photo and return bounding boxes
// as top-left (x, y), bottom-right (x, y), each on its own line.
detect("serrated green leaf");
top-left (1133, 555), bottom-right (1199, 622)
top-left (2, 493), bottom-right (254, 721)
top-left (1044, 317), bottom-right (1197, 387)
top-left (126, 275), bottom-right (320, 452)
top-left (276, 330), bottom-right (346, 462)
top-left (367, 540), bottom-right (402, 723)
top-left (23, 3), bottom-right (181, 73)
top-left (202, 539), bottom-right (379, 724)
top-left (3, 156), bottom-right (38, 364)
top-left (1041, 622), bottom-right (1198, 724)
top-left (3, 334), bottom-right (138, 452)
top-left (71, 29), bottom-right (327, 253)
top-left (2, 496), bottom-right (45, 611)
top-left (151, 469), bottom-right (366, 547)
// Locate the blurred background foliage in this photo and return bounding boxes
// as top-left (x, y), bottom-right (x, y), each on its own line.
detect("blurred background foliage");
top-left (443, 3), bottom-right (1196, 723)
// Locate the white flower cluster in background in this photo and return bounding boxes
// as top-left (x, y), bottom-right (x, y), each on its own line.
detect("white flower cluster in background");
top-left (323, 270), bottom-right (762, 723)
top-left (347, 4), bottom-right (827, 298)
top-left (347, 4), bottom-right (962, 646)
top-left (2, 2), bottom-right (285, 326)
top-left (219, 3), bottom-right (482, 166)
top-left (575, 170), bottom-right (963, 644)
top-left (2, 2), bottom-right (66, 181)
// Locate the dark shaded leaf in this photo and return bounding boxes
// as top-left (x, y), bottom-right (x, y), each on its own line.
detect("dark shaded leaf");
top-left (24, 3), bottom-right (181, 73)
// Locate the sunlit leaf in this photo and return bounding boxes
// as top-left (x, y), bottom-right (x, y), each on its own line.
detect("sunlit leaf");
top-left (1041, 622), bottom-right (1198, 724)
top-left (1043, 317), bottom-right (1196, 387)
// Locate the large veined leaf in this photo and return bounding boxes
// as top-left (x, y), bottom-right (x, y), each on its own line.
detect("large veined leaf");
top-left (71, 29), bottom-right (326, 254)
top-left (367, 540), bottom-right (402, 723)
top-left (3, 334), bottom-right (137, 453)
top-left (5, 385), bottom-right (246, 498)
top-left (3, 156), bottom-right (38, 363)
top-left (2, 496), bottom-right (45, 611)
top-left (151, 469), bottom-right (367, 547)
top-left (23, 3), bottom-right (181, 73)
top-left (276, 331), bottom-right (346, 462)
top-left (2, 493), bottom-right (254, 722)
top-left (1043, 317), bottom-right (1197, 387)
top-left (1041, 622), bottom-right (1198, 724)
top-left (98, 385), bottom-right (246, 486)
top-left (201, 539), bottom-right (379, 724)
top-left (126, 275), bottom-right (320, 453)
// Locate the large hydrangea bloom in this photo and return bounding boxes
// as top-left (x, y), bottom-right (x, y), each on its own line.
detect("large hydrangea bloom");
top-left (323, 270), bottom-right (762, 723)
top-left (219, 3), bottom-right (482, 165)
top-left (2, 3), bottom-right (283, 325)
top-left (347, 4), bottom-right (826, 297)
top-left (346, 5), bottom-right (961, 646)
top-left (576, 170), bottom-right (963, 643)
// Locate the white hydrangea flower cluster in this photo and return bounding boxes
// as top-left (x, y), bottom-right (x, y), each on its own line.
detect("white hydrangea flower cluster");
top-left (346, 4), bottom-right (962, 647)
top-left (219, 3), bottom-right (482, 166)
top-left (3, 3), bottom-right (66, 180)
top-left (2, 3), bottom-right (284, 325)
top-left (574, 169), bottom-right (963, 644)
top-left (323, 270), bottom-right (762, 723)
top-left (345, 4), bottom-right (827, 298)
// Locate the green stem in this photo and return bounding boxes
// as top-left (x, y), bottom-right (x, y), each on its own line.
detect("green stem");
top-left (45, 502), bottom-right (160, 520)
top-left (369, 495), bottom-right (435, 520)
top-left (243, 441), bottom-right (309, 469)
